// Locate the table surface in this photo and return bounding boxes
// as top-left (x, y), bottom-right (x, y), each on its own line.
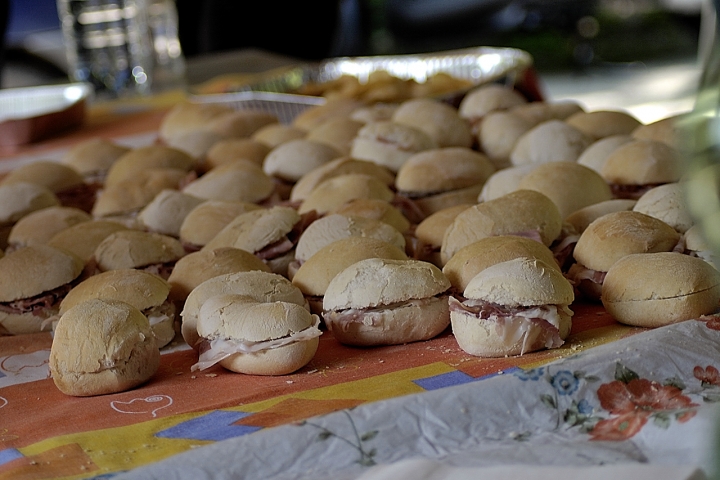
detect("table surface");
top-left (0, 53), bottom-right (717, 480)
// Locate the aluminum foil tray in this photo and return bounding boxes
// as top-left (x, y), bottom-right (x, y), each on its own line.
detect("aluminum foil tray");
top-left (241, 46), bottom-right (532, 94)
top-left (190, 91), bottom-right (326, 125)
top-left (189, 47), bottom-right (533, 124)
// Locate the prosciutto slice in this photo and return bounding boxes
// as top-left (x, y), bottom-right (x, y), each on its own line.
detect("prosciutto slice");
top-left (191, 316), bottom-right (322, 371)
top-left (0, 283), bottom-right (72, 317)
top-left (449, 297), bottom-right (572, 354)
top-left (323, 296), bottom-right (447, 332)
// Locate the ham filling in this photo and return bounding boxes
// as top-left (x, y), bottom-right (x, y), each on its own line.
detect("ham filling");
top-left (0, 283), bottom-right (73, 318)
top-left (567, 263), bottom-right (606, 286)
top-left (323, 296), bottom-right (448, 332)
top-left (191, 316), bottom-right (322, 372)
top-left (610, 183), bottom-right (661, 200)
top-left (145, 301), bottom-right (176, 327)
top-left (254, 210), bottom-right (319, 261)
top-left (449, 297), bottom-right (572, 354)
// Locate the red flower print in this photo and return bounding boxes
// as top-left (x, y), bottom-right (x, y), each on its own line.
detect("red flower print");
top-left (589, 412), bottom-right (648, 441)
top-left (590, 378), bottom-right (698, 441)
top-left (694, 366), bottom-right (720, 386)
top-left (699, 315), bottom-right (720, 331)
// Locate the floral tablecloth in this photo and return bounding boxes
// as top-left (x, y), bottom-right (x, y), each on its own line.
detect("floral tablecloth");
top-left (113, 314), bottom-right (720, 480)
top-left (2, 302), bottom-right (718, 480)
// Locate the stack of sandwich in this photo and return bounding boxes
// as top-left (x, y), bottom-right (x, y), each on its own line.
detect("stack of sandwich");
top-left (1, 83), bottom-right (719, 397)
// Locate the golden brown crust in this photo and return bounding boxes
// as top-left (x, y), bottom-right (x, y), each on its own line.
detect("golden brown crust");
top-left (601, 139), bottom-right (682, 185)
top-left (441, 189), bottom-right (562, 264)
top-left (442, 235), bottom-right (559, 292)
top-left (298, 173), bottom-right (395, 215)
top-left (8, 206), bottom-right (92, 248)
top-left (291, 237), bottom-right (408, 297)
top-left (105, 146), bottom-right (196, 187)
top-left (0, 244), bottom-right (83, 302)
top-left (1, 161), bottom-right (84, 193)
top-left (49, 298), bottom-right (159, 396)
top-left (263, 139), bottom-right (342, 183)
top-left (517, 161), bottom-right (613, 219)
top-left (393, 98), bottom-right (473, 148)
top-left (168, 247), bottom-right (271, 302)
top-left (565, 110), bottom-right (642, 139)
top-left (573, 210), bottom-right (680, 272)
top-left (60, 269), bottom-right (171, 314)
top-left (602, 252), bottom-right (720, 327)
top-left (94, 230), bottom-right (185, 271)
top-left (181, 160), bottom-right (274, 203)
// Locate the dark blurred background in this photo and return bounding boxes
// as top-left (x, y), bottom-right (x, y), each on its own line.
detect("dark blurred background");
top-left (0, 0), bottom-right (708, 105)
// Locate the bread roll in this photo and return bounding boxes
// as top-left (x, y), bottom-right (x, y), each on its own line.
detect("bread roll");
top-left (602, 252), bottom-right (720, 327)
top-left (50, 298), bottom-right (159, 396)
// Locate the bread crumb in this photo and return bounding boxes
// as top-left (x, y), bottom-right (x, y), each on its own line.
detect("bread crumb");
top-left (307, 369), bottom-right (318, 374)
top-left (190, 375), bottom-right (197, 379)
top-left (286, 380), bottom-right (294, 384)
top-left (204, 373), bottom-right (217, 378)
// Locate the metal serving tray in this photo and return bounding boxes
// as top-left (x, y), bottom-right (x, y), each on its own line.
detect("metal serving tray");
top-left (189, 46), bottom-right (533, 124)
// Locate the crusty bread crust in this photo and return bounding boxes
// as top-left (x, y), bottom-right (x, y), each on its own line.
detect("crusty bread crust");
top-left (197, 298), bottom-right (318, 375)
top-left (335, 199), bottom-right (410, 234)
top-left (137, 189), bottom-right (205, 237)
top-left (59, 269), bottom-right (171, 315)
top-left (168, 247), bottom-right (271, 302)
top-left (573, 210), bottom-right (680, 272)
top-left (182, 271), bottom-right (306, 350)
top-left (48, 220), bottom-right (128, 263)
top-left (577, 134), bottom-right (633, 174)
top-left (415, 204), bottom-right (474, 250)
top-left (517, 161), bottom-right (613, 219)
top-left (565, 110), bottom-right (641, 139)
top-left (298, 173), bottom-right (394, 216)
top-left (8, 206), bottom-right (91, 248)
top-left (2, 161), bottom-right (84, 192)
top-left (205, 138), bottom-right (270, 170)
top-left (565, 199), bottom-right (637, 234)
top-left (633, 183), bottom-right (693, 233)
top-left (49, 299), bottom-right (159, 396)
top-left (464, 258), bottom-right (574, 307)
top-left (179, 200), bottom-right (261, 248)
top-left (442, 235), bottom-right (558, 293)
top-left (296, 214), bottom-right (405, 264)
top-left (92, 168), bottom-right (188, 218)
top-left (450, 307), bottom-right (571, 358)
top-left (291, 237), bottom-right (408, 298)
top-left (510, 120), bottom-right (593, 166)
top-left (0, 182), bottom-right (60, 226)
top-left (306, 117), bottom-right (364, 156)
top-left (441, 189), bottom-right (562, 264)
top-left (395, 147), bottom-right (495, 194)
top-left (0, 244), bottom-right (83, 302)
top-left (478, 111), bottom-right (534, 166)
top-left (350, 121), bottom-right (437, 173)
top-left (324, 258), bottom-right (450, 311)
top-left (263, 139), bottom-right (342, 183)
top-left (62, 138), bottom-right (130, 176)
top-left (290, 157), bottom-right (395, 202)
top-left (601, 139), bottom-right (682, 185)
top-left (393, 98), bottom-right (473, 148)
top-left (182, 160), bottom-right (274, 203)
top-left (94, 230), bottom-right (185, 271)
top-left (602, 252), bottom-right (720, 327)
top-left (203, 206), bottom-right (300, 253)
top-left (105, 145), bottom-right (195, 187)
